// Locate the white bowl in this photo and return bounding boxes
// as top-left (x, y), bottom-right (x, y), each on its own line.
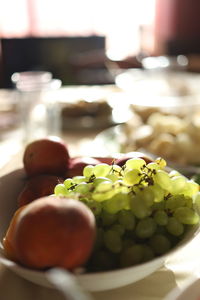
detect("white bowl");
top-left (115, 69), bottom-right (200, 106)
top-left (0, 169), bottom-right (199, 292)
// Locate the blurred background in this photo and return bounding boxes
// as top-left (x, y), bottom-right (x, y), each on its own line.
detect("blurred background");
top-left (0, 0), bottom-right (156, 88)
top-left (1, 0), bottom-right (200, 88)
top-left (1, 0), bottom-right (200, 169)
top-left (1, 2), bottom-right (200, 298)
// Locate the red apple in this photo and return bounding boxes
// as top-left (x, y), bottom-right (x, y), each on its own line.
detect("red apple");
top-left (67, 157), bottom-right (101, 177)
top-left (17, 174), bottom-right (63, 207)
top-left (23, 136), bottom-right (70, 177)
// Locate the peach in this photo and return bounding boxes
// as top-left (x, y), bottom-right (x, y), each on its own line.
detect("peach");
top-left (67, 157), bottom-right (101, 177)
top-left (3, 196), bottom-right (96, 270)
top-left (17, 174), bottom-right (63, 207)
top-left (23, 136), bottom-right (70, 177)
top-left (3, 205), bottom-right (26, 262)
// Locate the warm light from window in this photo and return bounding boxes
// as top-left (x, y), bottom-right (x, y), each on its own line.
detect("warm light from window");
top-left (0, 0), bottom-right (156, 59)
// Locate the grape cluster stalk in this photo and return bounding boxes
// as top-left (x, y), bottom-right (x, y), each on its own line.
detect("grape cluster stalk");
top-left (54, 157), bottom-right (200, 272)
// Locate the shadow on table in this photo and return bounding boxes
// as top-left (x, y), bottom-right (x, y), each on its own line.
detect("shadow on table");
top-left (92, 266), bottom-right (178, 300)
top-left (0, 266), bottom-right (67, 300)
top-left (0, 264), bottom-right (178, 300)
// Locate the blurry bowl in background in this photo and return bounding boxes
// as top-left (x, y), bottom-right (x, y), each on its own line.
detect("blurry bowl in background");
top-left (115, 68), bottom-right (200, 109)
top-left (113, 68), bottom-right (200, 168)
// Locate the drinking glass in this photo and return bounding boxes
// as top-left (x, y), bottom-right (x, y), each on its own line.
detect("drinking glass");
top-left (11, 71), bottom-right (62, 144)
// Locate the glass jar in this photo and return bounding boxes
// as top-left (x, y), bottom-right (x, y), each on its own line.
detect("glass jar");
top-left (11, 71), bottom-right (62, 144)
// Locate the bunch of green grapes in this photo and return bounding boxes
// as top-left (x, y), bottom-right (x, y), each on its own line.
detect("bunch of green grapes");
top-left (54, 157), bottom-right (200, 272)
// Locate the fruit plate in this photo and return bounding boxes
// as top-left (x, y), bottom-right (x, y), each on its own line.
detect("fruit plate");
top-left (0, 169), bottom-right (200, 292)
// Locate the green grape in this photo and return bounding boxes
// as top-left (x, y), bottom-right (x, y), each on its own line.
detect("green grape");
top-left (170, 176), bottom-right (187, 194)
top-left (122, 238), bottom-right (135, 250)
top-left (125, 158), bottom-right (146, 170)
top-left (106, 173), bottom-right (119, 182)
top-left (110, 224), bottom-right (125, 236)
top-left (174, 207), bottom-right (199, 225)
top-left (92, 191), bottom-right (113, 202)
top-left (153, 170), bottom-right (172, 191)
top-left (63, 178), bottom-right (74, 189)
top-left (169, 170), bottom-right (182, 177)
top-left (93, 177), bottom-right (112, 187)
top-left (65, 191), bottom-right (78, 199)
top-left (185, 196), bottom-right (193, 208)
top-left (53, 155), bottom-right (200, 273)
top-left (154, 210), bottom-right (168, 226)
top-left (104, 229), bottom-right (122, 253)
top-left (165, 195), bottom-right (187, 212)
top-left (94, 228), bottom-right (104, 250)
top-left (155, 157), bottom-right (167, 169)
top-left (193, 192), bottom-right (200, 214)
top-left (149, 184), bottom-right (165, 203)
top-left (89, 250), bottom-right (117, 272)
top-left (92, 181), bottom-right (114, 201)
top-left (86, 200), bottom-right (102, 216)
top-left (152, 200), bottom-right (165, 211)
top-left (182, 180), bottom-right (199, 197)
top-left (113, 180), bottom-right (130, 194)
top-left (103, 193), bottom-right (131, 214)
top-left (93, 163), bottom-right (111, 177)
top-left (146, 162), bottom-right (160, 171)
top-left (149, 234), bottom-right (171, 255)
top-left (155, 224), bottom-right (168, 235)
top-left (166, 217), bottom-right (184, 236)
top-left (120, 244), bottom-right (144, 268)
top-left (130, 195), bottom-right (151, 219)
top-left (101, 210), bottom-right (118, 226)
top-left (111, 164), bottom-right (122, 174)
top-left (138, 187), bottom-right (154, 207)
top-left (94, 181), bottom-right (113, 193)
top-left (74, 182), bottom-right (90, 194)
top-left (72, 176), bottom-right (87, 184)
top-left (123, 169), bottom-right (141, 185)
top-left (83, 165), bottom-right (94, 177)
top-left (118, 210), bottom-right (136, 230)
top-left (135, 217), bottom-right (157, 239)
top-left (142, 245), bottom-right (155, 262)
top-left (54, 183), bottom-right (68, 196)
